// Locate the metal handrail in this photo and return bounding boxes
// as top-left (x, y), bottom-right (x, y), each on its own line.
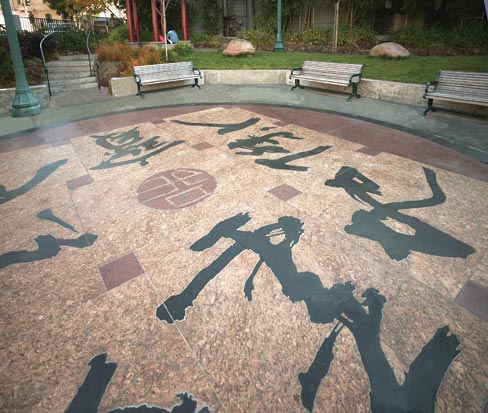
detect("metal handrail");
top-left (87, 28), bottom-right (94, 76)
top-left (86, 27), bottom-right (99, 76)
top-left (40, 31), bottom-right (64, 97)
top-left (95, 60), bottom-right (101, 89)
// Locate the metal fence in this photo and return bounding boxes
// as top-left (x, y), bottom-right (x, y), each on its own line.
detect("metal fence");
top-left (2, 16), bottom-right (125, 33)
top-left (17, 17), bottom-right (78, 32)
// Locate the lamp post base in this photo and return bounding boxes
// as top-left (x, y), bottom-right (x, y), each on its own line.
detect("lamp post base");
top-left (12, 88), bottom-right (41, 117)
top-left (273, 40), bottom-right (285, 52)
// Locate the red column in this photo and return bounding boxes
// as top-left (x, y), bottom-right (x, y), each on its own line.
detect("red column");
top-left (132, 0), bottom-right (140, 41)
top-left (125, 0), bottom-right (134, 42)
top-left (181, 0), bottom-right (189, 41)
top-left (151, 0), bottom-right (159, 41)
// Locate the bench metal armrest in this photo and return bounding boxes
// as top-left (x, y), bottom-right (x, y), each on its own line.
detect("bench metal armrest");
top-left (349, 73), bottom-right (362, 84)
top-left (423, 81), bottom-right (438, 97)
top-left (193, 68), bottom-right (202, 78)
top-left (134, 74), bottom-right (141, 84)
top-left (290, 67), bottom-right (301, 78)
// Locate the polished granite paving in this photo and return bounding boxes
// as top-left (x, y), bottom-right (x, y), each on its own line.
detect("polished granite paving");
top-left (0, 105), bottom-right (487, 413)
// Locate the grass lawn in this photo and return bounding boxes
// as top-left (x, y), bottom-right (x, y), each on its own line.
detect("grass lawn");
top-left (188, 51), bottom-right (488, 84)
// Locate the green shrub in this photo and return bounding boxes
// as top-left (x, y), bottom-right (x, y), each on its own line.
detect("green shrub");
top-left (391, 27), bottom-right (443, 49)
top-left (237, 28), bottom-right (275, 49)
top-left (107, 24), bottom-right (129, 44)
top-left (0, 32), bottom-right (52, 87)
top-left (190, 33), bottom-right (224, 48)
top-left (338, 26), bottom-right (377, 48)
top-left (239, 26), bottom-right (376, 49)
top-left (61, 29), bottom-right (89, 53)
top-left (449, 23), bottom-right (488, 53)
top-left (0, 31), bottom-right (58, 87)
top-left (391, 24), bottom-right (488, 52)
top-left (166, 41), bottom-right (193, 62)
top-left (301, 28), bottom-right (332, 46)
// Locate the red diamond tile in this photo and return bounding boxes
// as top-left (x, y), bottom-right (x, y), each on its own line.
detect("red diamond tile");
top-left (51, 140), bottom-right (72, 147)
top-left (192, 142), bottom-right (214, 151)
top-left (66, 175), bottom-right (93, 190)
top-left (99, 252), bottom-right (145, 291)
top-left (268, 183), bottom-right (302, 201)
top-left (357, 146), bottom-right (383, 157)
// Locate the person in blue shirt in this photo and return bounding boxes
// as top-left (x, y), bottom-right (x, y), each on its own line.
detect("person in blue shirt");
top-left (167, 30), bottom-right (178, 44)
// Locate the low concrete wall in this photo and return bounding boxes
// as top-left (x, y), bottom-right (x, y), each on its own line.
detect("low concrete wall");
top-left (0, 85), bottom-right (49, 114)
top-left (204, 70), bottom-right (288, 85)
top-left (109, 70), bottom-right (488, 115)
top-left (286, 75), bottom-right (488, 115)
top-left (110, 75), bottom-right (205, 97)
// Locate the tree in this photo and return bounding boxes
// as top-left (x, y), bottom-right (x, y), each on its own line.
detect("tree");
top-left (43, 0), bottom-right (113, 22)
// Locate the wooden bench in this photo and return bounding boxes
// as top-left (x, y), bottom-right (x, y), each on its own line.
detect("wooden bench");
top-left (133, 61), bottom-right (202, 97)
top-left (289, 61), bottom-right (365, 100)
top-left (423, 70), bottom-right (488, 115)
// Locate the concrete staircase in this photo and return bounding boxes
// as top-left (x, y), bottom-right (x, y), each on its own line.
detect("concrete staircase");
top-left (45, 54), bottom-right (98, 94)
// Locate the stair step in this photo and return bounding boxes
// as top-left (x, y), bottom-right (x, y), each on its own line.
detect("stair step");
top-left (50, 81), bottom-right (99, 93)
top-left (47, 60), bottom-right (92, 68)
top-left (49, 69), bottom-right (95, 79)
top-left (48, 72), bottom-right (94, 80)
top-left (56, 54), bottom-right (96, 61)
top-left (48, 76), bottom-right (97, 86)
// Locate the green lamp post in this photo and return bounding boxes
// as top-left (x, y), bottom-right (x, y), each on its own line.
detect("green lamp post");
top-left (1, 0), bottom-right (41, 117)
top-left (272, 0), bottom-right (285, 52)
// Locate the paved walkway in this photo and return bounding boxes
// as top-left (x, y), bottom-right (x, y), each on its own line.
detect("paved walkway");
top-left (0, 86), bottom-right (487, 413)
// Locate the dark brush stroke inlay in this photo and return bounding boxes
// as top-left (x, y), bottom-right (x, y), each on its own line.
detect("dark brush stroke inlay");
top-left (171, 117), bottom-right (260, 135)
top-left (227, 131), bottom-right (303, 156)
top-left (89, 128), bottom-right (184, 170)
top-left (65, 353), bottom-right (210, 413)
top-left (0, 233), bottom-right (97, 269)
top-left (255, 145), bottom-right (332, 171)
top-left (37, 209), bottom-right (78, 233)
top-left (156, 213), bottom-right (460, 412)
top-left (325, 166), bottom-right (475, 260)
top-left (0, 159), bottom-right (68, 205)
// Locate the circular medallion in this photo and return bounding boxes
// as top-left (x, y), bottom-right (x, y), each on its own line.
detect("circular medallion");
top-left (137, 168), bottom-right (217, 210)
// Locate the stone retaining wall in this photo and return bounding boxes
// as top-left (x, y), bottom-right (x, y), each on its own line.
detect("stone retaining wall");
top-left (2, 71), bottom-right (485, 116)
top-left (109, 70), bottom-right (487, 116)
top-left (0, 85), bottom-right (49, 114)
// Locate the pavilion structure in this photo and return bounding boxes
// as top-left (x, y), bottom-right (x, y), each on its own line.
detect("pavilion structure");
top-left (125, 0), bottom-right (189, 42)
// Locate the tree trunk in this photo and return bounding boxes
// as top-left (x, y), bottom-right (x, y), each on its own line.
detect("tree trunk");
top-left (333, 0), bottom-right (341, 53)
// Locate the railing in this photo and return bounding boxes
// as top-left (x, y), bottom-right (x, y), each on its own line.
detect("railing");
top-left (16, 16), bottom-right (123, 33)
top-left (86, 28), bottom-right (98, 76)
top-left (40, 31), bottom-right (69, 97)
top-left (18, 17), bottom-right (77, 33)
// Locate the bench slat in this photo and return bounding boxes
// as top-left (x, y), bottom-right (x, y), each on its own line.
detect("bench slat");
top-left (424, 70), bottom-right (488, 114)
top-left (133, 61), bottom-right (201, 96)
top-left (290, 61), bottom-right (365, 99)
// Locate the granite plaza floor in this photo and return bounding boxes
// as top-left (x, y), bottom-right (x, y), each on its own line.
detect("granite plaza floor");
top-left (0, 89), bottom-right (488, 413)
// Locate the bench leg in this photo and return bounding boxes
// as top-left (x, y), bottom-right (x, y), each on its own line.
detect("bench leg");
top-left (347, 83), bottom-right (361, 101)
top-left (291, 79), bottom-right (301, 91)
top-left (423, 99), bottom-right (435, 116)
top-left (192, 79), bottom-right (201, 89)
top-left (136, 82), bottom-right (144, 98)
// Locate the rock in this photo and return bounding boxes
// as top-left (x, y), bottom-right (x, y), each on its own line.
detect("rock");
top-left (369, 42), bottom-right (410, 58)
top-left (223, 39), bottom-right (255, 57)
top-left (98, 61), bottom-right (124, 87)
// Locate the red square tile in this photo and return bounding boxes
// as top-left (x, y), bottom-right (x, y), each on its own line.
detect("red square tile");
top-left (268, 183), bottom-right (302, 201)
top-left (455, 281), bottom-right (488, 322)
top-left (99, 252), bottom-right (145, 290)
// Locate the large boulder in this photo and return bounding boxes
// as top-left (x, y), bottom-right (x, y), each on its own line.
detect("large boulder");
top-left (223, 39), bottom-right (255, 57)
top-left (369, 42), bottom-right (410, 58)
